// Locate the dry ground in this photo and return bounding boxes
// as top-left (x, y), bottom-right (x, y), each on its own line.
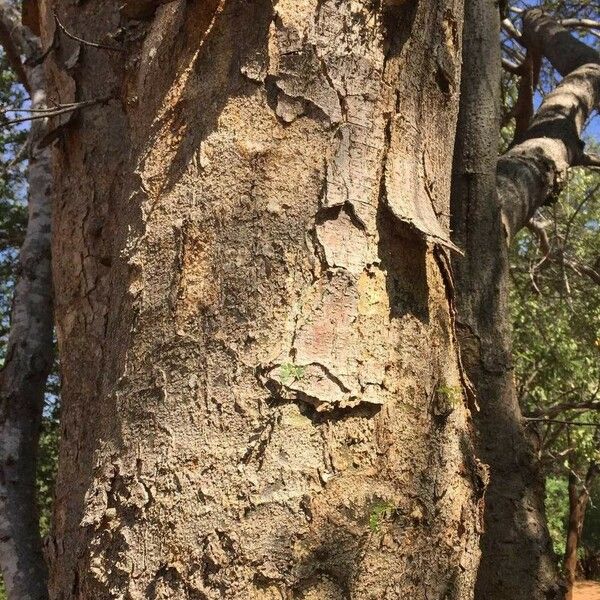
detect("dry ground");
top-left (575, 581), bottom-right (600, 600)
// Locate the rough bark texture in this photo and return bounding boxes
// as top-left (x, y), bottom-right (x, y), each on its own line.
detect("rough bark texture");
top-left (451, 3), bottom-right (562, 600)
top-left (43, 0), bottom-right (486, 598)
top-left (0, 3), bottom-right (53, 599)
top-left (499, 10), bottom-right (600, 240)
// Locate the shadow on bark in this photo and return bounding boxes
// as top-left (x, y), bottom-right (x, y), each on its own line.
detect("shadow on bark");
top-left (378, 205), bottom-right (430, 324)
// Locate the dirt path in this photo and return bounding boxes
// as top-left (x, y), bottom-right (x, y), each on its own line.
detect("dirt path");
top-left (575, 581), bottom-right (600, 600)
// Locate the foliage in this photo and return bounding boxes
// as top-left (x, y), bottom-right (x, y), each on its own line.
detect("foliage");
top-left (369, 501), bottom-right (396, 533)
top-left (37, 399), bottom-right (59, 537)
top-left (510, 165), bottom-right (600, 424)
top-left (436, 384), bottom-right (462, 406)
top-left (546, 476), bottom-right (570, 558)
top-left (583, 481), bottom-right (600, 552)
top-left (279, 362), bottom-right (306, 384)
top-left (0, 51), bottom-right (27, 352)
top-left (510, 164), bottom-right (600, 560)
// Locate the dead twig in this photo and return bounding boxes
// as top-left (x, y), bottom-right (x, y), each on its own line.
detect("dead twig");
top-left (53, 10), bottom-right (122, 52)
top-left (526, 417), bottom-right (600, 427)
top-left (2, 97), bottom-right (110, 126)
top-left (0, 102), bottom-right (84, 115)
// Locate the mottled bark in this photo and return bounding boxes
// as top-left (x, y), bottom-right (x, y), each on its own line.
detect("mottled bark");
top-left (499, 10), bottom-right (600, 240)
top-left (0, 2), bottom-right (53, 599)
top-left (44, 1), bottom-right (485, 598)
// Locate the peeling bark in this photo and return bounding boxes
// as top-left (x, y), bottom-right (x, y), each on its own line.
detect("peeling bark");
top-left (0, 2), bottom-right (53, 599)
top-left (451, 2), bottom-right (563, 599)
top-left (44, 1), bottom-right (485, 598)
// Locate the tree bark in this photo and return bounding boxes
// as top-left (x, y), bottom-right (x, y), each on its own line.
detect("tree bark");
top-left (451, 3), bottom-right (563, 600)
top-left (452, 7), bottom-right (600, 600)
top-left (564, 472), bottom-right (590, 600)
top-left (499, 10), bottom-right (600, 240)
top-left (42, 0), bottom-right (486, 598)
top-left (0, 3), bottom-right (53, 599)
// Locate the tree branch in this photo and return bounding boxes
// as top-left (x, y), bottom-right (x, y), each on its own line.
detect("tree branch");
top-left (2, 97), bottom-right (110, 126)
top-left (502, 17), bottom-right (523, 42)
top-left (521, 8), bottom-right (599, 76)
top-left (512, 49), bottom-right (541, 144)
top-left (526, 418), bottom-right (600, 427)
top-left (527, 398), bottom-right (600, 420)
top-left (502, 57), bottom-right (522, 74)
top-left (53, 10), bottom-right (122, 52)
top-left (559, 18), bottom-right (600, 31)
top-left (0, 18), bottom-right (29, 91)
top-left (497, 10), bottom-right (600, 239)
top-left (576, 152), bottom-right (600, 169)
top-left (563, 258), bottom-right (600, 286)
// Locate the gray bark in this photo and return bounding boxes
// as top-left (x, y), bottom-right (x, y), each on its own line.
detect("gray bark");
top-left (453, 6), bottom-right (600, 599)
top-left (451, 3), bottom-right (563, 600)
top-left (0, 2), bottom-right (53, 599)
top-left (43, 1), bottom-right (485, 598)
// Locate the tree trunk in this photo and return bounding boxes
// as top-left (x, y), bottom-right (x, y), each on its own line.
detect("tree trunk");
top-left (0, 3), bottom-right (54, 599)
top-left (451, 5), bottom-right (569, 600)
top-left (42, 0), bottom-right (486, 598)
top-left (452, 7), bottom-right (600, 600)
top-left (564, 473), bottom-right (589, 600)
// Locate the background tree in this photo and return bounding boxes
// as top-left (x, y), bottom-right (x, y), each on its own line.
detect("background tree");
top-left (0, 34), bottom-right (58, 600)
top-left (452, 4), bottom-right (600, 598)
top-left (509, 163), bottom-right (600, 597)
top-left (500, 6), bottom-right (600, 593)
top-left (0, 43), bottom-right (28, 600)
top-left (0, 2), bottom-right (54, 598)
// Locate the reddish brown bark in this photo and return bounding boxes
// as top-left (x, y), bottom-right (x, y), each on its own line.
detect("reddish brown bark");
top-left (565, 463), bottom-right (598, 600)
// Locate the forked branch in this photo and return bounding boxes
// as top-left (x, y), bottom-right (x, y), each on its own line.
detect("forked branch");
top-left (498, 9), bottom-right (600, 240)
